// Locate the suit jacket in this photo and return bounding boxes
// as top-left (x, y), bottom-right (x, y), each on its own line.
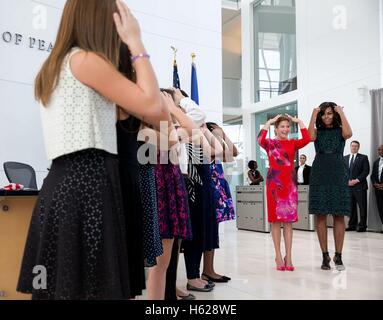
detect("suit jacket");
top-left (371, 158), bottom-right (383, 186)
top-left (295, 165), bottom-right (311, 185)
top-left (344, 153), bottom-right (370, 191)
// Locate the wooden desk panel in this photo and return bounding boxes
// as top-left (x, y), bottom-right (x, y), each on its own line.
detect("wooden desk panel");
top-left (0, 196), bottom-right (36, 300)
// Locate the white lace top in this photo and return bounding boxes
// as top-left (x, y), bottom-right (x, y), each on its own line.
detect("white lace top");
top-left (40, 47), bottom-right (117, 160)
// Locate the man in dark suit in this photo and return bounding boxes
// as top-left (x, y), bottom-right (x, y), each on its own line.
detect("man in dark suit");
top-left (371, 145), bottom-right (383, 230)
top-left (295, 154), bottom-right (311, 185)
top-left (344, 141), bottom-right (370, 232)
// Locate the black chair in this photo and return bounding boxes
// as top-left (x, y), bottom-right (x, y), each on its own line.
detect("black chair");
top-left (3, 162), bottom-right (38, 190)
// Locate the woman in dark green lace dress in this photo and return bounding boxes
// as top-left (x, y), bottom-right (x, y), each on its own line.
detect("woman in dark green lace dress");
top-left (308, 102), bottom-right (353, 271)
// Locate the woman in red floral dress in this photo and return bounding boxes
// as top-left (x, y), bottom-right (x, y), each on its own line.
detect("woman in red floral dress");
top-left (258, 115), bottom-right (311, 271)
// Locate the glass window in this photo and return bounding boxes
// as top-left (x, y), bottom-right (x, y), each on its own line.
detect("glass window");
top-left (222, 120), bottom-right (244, 203)
top-left (253, 0), bottom-right (297, 102)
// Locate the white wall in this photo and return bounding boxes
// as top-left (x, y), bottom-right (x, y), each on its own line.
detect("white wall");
top-left (241, 0), bottom-right (382, 167)
top-left (0, 0), bottom-right (223, 188)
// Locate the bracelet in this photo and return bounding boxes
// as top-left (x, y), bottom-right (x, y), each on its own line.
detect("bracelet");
top-left (131, 53), bottom-right (150, 63)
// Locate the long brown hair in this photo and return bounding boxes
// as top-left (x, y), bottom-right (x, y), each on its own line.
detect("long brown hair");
top-left (35, 0), bottom-right (122, 106)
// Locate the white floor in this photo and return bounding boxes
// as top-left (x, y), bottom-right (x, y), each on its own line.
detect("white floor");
top-left (174, 222), bottom-right (383, 300)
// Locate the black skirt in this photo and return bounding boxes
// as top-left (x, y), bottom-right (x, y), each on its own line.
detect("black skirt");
top-left (17, 149), bottom-right (131, 300)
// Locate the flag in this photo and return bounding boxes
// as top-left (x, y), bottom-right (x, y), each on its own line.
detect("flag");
top-left (191, 57), bottom-right (199, 104)
top-left (173, 59), bottom-right (181, 89)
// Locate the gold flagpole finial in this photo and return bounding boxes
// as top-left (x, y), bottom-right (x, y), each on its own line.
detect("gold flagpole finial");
top-left (171, 46), bottom-right (178, 66)
top-left (171, 46), bottom-right (178, 58)
top-left (191, 52), bottom-right (196, 62)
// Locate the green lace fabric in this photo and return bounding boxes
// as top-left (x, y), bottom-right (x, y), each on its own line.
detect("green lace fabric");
top-left (309, 127), bottom-right (351, 216)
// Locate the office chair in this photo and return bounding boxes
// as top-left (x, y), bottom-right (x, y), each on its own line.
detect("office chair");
top-left (3, 162), bottom-right (38, 190)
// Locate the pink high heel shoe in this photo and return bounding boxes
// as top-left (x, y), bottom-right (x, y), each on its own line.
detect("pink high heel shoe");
top-left (284, 257), bottom-right (295, 271)
top-left (275, 259), bottom-right (285, 271)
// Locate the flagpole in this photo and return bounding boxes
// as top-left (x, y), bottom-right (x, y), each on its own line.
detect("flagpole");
top-left (171, 46), bottom-right (181, 89)
top-left (171, 46), bottom-right (178, 66)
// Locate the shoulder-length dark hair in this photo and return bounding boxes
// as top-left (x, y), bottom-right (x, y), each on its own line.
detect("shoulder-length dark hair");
top-left (316, 102), bottom-right (342, 129)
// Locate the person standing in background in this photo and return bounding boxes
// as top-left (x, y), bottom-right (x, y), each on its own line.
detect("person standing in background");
top-left (248, 160), bottom-right (264, 185)
top-left (344, 141), bottom-right (370, 232)
top-left (371, 145), bottom-right (383, 231)
top-left (295, 154), bottom-right (311, 185)
top-left (308, 103), bottom-right (353, 271)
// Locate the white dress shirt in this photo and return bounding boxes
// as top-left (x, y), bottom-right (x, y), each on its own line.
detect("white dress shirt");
top-left (349, 153), bottom-right (357, 167)
top-left (297, 165), bottom-right (305, 184)
top-left (178, 98), bottom-right (207, 174)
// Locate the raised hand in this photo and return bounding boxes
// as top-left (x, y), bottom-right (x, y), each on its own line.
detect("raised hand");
top-left (172, 88), bottom-right (185, 107)
top-left (113, 0), bottom-right (142, 48)
top-left (312, 107), bottom-right (321, 116)
top-left (334, 105), bottom-right (344, 114)
top-left (268, 114), bottom-right (282, 125)
top-left (161, 91), bottom-right (177, 113)
top-left (285, 114), bottom-right (300, 123)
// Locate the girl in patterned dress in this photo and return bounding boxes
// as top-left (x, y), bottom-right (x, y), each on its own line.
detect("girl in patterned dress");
top-left (146, 91), bottom-right (199, 300)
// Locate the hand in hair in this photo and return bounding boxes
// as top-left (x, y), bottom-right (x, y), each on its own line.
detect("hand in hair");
top-left (113, 0), bottom-right (142, 51)
top-left (285, 114), bottom-right (303, 124)
top-left (334, 105), bottom-right (344, 114)
top-left (172, 89), bottom-right (185, 107)
top-left (267, 114), bottom-right (283, 125)
top-left (312, 107), bottom-right (321, 116)
top-left (161, 91), bottom-right (177, 113)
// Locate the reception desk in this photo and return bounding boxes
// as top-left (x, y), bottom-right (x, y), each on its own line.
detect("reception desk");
top-left (236, 186), bottom-right (270, 233)
top-left (0, 190), bottom-right (38, 300)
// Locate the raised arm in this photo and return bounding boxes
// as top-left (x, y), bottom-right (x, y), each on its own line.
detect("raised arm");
top-left (334, 106), bottom-right (353, 140)
top-left (257, 114), bottom-right (281, 150)
top-left (210, 125), bottom-right (238, 163)
top-left (163, 92), bottom-right (200, 137)
top-left (71, 0), bottom-right (161, 118)
top-left (285, 115), bottom-right (311, 150)
top-left (200, 125), bottom-right (224, 161)
top-left (308, 107), bottom-right (320, 142)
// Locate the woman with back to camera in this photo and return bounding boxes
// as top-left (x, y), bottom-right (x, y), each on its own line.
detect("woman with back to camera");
top-left (257, 114), bottom-right (311, 271)
top-left (308, 103), bottom-right (352, 271)
top-left (17, 0), bottom-right (162, 300)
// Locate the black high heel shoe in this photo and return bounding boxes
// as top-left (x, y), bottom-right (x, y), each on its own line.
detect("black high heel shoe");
top-left (321, 252), bottom-right (331, 270)
top-left (333, 252), bottom-right (346, 271)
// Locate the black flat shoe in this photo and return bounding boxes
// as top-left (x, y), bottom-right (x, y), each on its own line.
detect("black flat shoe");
top-left (202, 273), bottom-right (229, 283)
top-left (177, 293), bottom-right (196, 300)
top-left (346, 227), bottom-right (356, 231)
top-left (321, 252), bottom-right (331, 270)
top-left (186, 283), bottom-right (213, 292)
top-left (357, 228), bottom-right (367, 232)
